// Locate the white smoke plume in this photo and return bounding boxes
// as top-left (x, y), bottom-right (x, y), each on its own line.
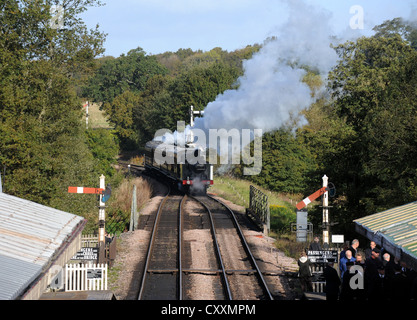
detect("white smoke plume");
top-left (193, 0), bottom-right (339, 134)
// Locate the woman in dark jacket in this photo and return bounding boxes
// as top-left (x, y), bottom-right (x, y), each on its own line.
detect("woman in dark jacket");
top-left (298, 252), bottom-right (313, 292)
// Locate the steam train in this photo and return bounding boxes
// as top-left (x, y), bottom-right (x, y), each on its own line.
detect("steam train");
top-left (144, 140), bottom-right (213, 195)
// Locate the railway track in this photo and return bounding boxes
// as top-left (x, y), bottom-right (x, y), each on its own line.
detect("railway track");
top-left (137, 186), bottom-right (183, 300)
top-left (192, 195), bottom-right (273, 300)
top-left (137, 183), bottom-right (273, 300)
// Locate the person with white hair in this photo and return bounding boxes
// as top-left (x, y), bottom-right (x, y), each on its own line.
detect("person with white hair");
top-left (382, 252), bottom-right (395, 279)
top-left (340, 249), bottom-right (356, 279)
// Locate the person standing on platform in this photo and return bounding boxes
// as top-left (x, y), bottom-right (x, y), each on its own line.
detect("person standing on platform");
top-left (309, 236), bottom-right (322, 251)
top-left (368, 266), bottom-right (390, 300)
top-left (340, 262), bottom-right (356, 300)
top-left (349, 239), bottom-right (360, 258)
top-left (323, 262), bottom-right (341, 301)
top-left (355, 252), bottom-right (366, 269)
top-left (365, 241), bottom-right (377, 260)
top-left (340, 242), bottom-right (350, 261)
top-left (298, 252), bottom-right (313, 293)
top-left (340, 250), bottom-right (356, 279)
top-left (365, 248), bottom-right (382, 299)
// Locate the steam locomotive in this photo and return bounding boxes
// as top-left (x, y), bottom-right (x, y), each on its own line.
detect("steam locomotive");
top-left (144, 140), bottom-right (213, 195)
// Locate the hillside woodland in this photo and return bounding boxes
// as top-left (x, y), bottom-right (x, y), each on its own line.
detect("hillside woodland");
top-left (2, 1), bottom-right (417, 236)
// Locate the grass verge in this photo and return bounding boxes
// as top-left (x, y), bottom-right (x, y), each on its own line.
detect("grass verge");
top-left (209, 175), bottom-right (308, 260)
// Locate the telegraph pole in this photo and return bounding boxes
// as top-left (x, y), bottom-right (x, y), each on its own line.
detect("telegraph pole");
top-left (84, 101), bottom-right (89, 130)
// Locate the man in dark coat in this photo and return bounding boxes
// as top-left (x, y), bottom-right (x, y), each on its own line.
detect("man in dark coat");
top-left (309, 236), bottom-right (322, 251)
top-left (323, 262), bottom-right (341, 301)
top-left (368, 265), bottom-right (390, 300)
top-left (348, 239), bottom-right (360, 258)
top-left (365, 248), bottom-right (382, 298)
top-left (382, 253), bottom-right (395, 279)
top-left (365, 241), bottom-right (377, 260)
top-left (390, 263), bottom-right (409, 301)
top-left (340, 262), bottom-right (355, 300)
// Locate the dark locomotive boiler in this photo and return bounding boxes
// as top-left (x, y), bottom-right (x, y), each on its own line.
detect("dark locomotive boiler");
top-left (144, 140), bottom-right (213, 195)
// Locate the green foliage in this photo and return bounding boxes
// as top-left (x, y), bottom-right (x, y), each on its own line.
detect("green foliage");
top-left (155, 45), bottom-right (260, 76)
top-left (0, 0), bottom-right (110, 219)
top-left (327, 33), bottom-right (417, 216)
top-left (103, 91), bottom-right (142, 149)
top-left (373, 17), bottom-right (417, 50)
top-left (297, 21), bottom-right (417, 237)
top-left (85, 129), bottom-right (120, 176)
top-left (6, 3), bottom-right (417, 243)
top-left (244, 128), bottom-right (317, 194)
top-left (83, 45), bottom-right (259, 150)
top-left (270, 205), bottom-right (296, 233)
top-left (164, 63), bottom-right (240, 130)
top-left (82, 47), bottom-right (168, 105)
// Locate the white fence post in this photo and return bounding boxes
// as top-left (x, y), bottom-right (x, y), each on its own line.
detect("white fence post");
top-left (81, 234), bottom-right (99, 248)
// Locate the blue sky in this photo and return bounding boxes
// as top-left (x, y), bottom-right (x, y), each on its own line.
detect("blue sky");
top-left (80, 0), bottom-right (417, 57)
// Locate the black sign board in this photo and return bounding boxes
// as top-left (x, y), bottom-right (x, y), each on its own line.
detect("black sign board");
top-left (72, 247), bottom-right (98, 261)
top-left (307, 250), bottom-right (338, 263)
top-left (87, 268), bottom-right (102, 279)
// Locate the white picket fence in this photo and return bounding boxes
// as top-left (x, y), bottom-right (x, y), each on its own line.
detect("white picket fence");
top-left (65, 263), bottom-right (108, 291)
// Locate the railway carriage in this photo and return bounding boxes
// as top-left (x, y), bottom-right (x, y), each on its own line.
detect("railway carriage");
top-left (144, 140), bottom-right (213, 195)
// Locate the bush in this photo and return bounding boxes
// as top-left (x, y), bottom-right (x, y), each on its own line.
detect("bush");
top-left (274, 233), bottom-right (308, 260)
top-left (270, 205), bottom-right (296, 233)
top-left (105, 177), bottom-right (153, 234)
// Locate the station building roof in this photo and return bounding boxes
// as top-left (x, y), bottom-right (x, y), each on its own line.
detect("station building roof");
top-left (354, 201), bottom-right (417, 270)
top-left (0, 192), bottom-right (86, 300)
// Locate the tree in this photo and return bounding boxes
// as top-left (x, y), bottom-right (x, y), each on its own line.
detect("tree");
top-left (132, 63), bottom-right (241, 145)
top-left (324, 32), bottom-right (417, 222)
top-left (0, 0), bottom-right (108, 215)
top-left (82, 47), bottom-right (168, 105)
top-left (243, 128), bottom-right (317, 194)
top-left (104, 90), bottom-right (142, 149)
top-left (373, 17), bottom-right (417, 50)
top-left (165, 63), bottom-right (240, 129)
top-left (133, 74), bottom-right (172, 144)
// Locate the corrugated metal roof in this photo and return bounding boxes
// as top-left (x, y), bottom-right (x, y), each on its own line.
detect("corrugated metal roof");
top-left (0, 192), bottom-right (85, 300)
top-left (354, 201), bottom-right (417, 267)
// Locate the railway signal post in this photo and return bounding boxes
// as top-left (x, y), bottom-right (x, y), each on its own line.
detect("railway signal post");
top-left (189, 105), bottom-right (204, 127)
top-left (189, 105), bottom-right (204, 144)
top-left (68, 174), bottom-right (111, 244)
top-left (322, 175), bottom-right (330, 245)
top-left (296, 175), bottom-right (335, 247)
top-left (98, 174), bottom-right (106, 244)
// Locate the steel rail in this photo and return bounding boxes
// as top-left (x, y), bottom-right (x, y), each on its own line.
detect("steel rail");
top-left (192, 196), bottom-right (233, 300)
top-left (178, 194), bottom-right (187, 300)
top-left (206, 195), bottom-right (274, 300)
top-left (137, 185), bottom-right (171, 300)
